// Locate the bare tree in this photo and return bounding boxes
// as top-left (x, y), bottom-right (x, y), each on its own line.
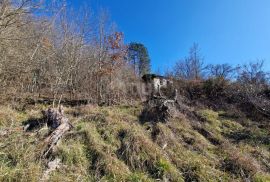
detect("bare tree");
top-left (0, 0), bottom-right (140, 105)
top-left (174, 43), bottom-right (204, 80)
top-left (237, 60), bottom-right (269, 85)
top-left (206, 63), bottom-right (236, 80)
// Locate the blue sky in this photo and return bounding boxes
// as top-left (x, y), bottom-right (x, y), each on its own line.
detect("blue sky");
top-left (68, 0), bottom-right (270, 73)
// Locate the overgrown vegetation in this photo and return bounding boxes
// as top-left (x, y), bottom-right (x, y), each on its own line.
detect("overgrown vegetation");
top-left (0, 103), bottom-right (269, 181)
top-left (0, 0), bottom-right (151, 106)
top-left (1, 1), bottom-right (270, 182)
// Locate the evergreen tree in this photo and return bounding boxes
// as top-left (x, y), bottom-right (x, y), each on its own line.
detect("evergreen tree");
top-left (128, 42), bottom-right (151, 76)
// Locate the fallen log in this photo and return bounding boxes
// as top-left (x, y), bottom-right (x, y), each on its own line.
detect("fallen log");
top-left (42, 106), bottom-right (72, 158)
top-left (39, 106), bottom-right (72, 180)
top-left (41, 158), bottom-right (61, 181)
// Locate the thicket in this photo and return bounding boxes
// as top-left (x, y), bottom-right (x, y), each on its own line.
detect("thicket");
top-left (171, 44), bottom-right (270, 121)
top-left (1, 1), bottom-right (270, 119)
top-left (0, 0), bottom-right (143, 106)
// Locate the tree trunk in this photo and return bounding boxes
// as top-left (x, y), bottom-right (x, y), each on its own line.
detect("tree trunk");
top-left (42, 106), bottom-right (72, 158)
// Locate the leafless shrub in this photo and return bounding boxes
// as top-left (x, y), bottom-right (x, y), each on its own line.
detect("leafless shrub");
top-left (237, 60), bottom-right (269, 85)
top-left (206, 63), bottom-right (237, 80)
top-left (174, 43), bottom-right (205, 80)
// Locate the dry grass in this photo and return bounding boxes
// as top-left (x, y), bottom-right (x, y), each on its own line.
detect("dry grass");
top-left (0, 104), bottom-right (269, 181)
top-left (220, 142), bottom-right (261, 179)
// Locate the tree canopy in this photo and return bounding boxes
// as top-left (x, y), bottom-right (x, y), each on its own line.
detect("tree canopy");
top-left (128, 42), bottom-right (151, 76)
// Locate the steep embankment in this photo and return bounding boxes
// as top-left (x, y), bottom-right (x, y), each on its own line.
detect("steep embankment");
top-left (0, 103), bottom-right (269, 181)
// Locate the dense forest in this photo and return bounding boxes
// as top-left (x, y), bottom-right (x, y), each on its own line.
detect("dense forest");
top-left (0, 1), bottom-right (270, 182)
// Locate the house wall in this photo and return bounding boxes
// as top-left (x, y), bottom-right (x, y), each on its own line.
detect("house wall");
top-left (153, 78), bottom-right (161, 93)
top-left (141, 76), bottom-right (173, 98)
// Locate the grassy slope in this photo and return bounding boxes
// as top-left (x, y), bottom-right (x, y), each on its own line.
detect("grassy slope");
top-left (0, 103), bottom-right (270, 182)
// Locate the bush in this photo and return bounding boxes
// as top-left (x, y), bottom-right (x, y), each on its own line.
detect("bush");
top-left (203, 77), bottom-right (229, 99)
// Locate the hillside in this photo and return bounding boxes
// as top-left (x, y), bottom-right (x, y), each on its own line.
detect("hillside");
top-left (1, 1), bottom-right (270, 182)
top-left (0, 100), bottom-right (269, 182)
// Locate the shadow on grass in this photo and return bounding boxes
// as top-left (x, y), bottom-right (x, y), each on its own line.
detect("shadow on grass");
top-left (22, 117), bottom-right (46, 131)
top-left (224, 129), bottom-right (270, 146)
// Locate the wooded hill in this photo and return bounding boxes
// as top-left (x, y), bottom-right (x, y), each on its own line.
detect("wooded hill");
top-left (0, 1), bottom-right (270, 182)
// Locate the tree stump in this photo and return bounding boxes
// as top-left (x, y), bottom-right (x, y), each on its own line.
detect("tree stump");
top-left (39, 106), bottom-right (73, 180)
top-left (140, 95), bottom-right (180, 123)
top-left (42, 106), bottom-right (72, 158)
top-left (139, 89), bottom-right (196, 123)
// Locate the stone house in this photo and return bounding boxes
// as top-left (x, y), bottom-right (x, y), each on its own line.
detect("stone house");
top-left (141, 74), bottom-right (173, 98)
